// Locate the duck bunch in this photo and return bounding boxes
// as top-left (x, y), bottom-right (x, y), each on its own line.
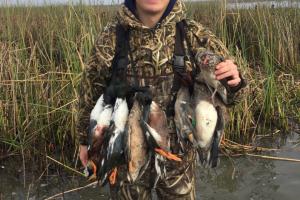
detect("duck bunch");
top-left (140, 98), bottom-right (182, 186)
top-left (85, 92), bottom-right (128, 184)
top-left (174, 51), bottom-right (228, 168)
top-left (86, 87), bottom-right (182, 186)
top-left (85, 50), bottom-right (229, 185)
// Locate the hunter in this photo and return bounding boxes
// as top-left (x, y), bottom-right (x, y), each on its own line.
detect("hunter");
top-left (77, 0), bottom-right (245, 199)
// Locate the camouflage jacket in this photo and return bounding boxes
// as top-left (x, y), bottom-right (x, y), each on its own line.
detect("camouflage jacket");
top-left (77, 0), bottom-right (245, 145)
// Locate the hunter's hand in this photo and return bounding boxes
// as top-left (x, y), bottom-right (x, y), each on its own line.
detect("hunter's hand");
top-left (215, 59), bottom-right (241, 87)
top-left (79, 145), bottom-right (88, 167)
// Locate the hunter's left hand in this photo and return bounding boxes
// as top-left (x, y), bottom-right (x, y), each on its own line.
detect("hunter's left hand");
top-left (215, 59), bottom-right (241, 87)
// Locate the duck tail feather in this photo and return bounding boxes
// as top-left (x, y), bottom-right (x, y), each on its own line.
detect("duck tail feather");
top-left (209, 106), bottom-right (225, 168)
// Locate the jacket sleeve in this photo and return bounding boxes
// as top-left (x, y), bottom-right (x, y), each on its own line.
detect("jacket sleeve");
top-left (76, 24), bottom-right (117, 145)
top-left (185, 19), bottom-right (247, 104)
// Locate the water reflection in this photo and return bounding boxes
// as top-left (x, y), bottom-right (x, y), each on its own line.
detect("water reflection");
top-left (1, 132), bottom-right (299, 199)
top-left (197, 157), bottom-right (279, 200)
top-left (197, 132), bottom-right (300, 200)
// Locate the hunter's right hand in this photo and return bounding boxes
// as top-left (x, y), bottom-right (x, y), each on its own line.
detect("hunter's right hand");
top-left (79, 145), bottom-right (88, 167)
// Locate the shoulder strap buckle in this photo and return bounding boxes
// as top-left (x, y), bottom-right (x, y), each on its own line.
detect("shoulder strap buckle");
top-left (173, 55), bottom-right (185, 69)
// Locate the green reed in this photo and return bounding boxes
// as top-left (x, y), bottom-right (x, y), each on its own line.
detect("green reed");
top-left (0, 2), bottom-right (299, 163)
top-left (187, 1), bottom-right (299, 139)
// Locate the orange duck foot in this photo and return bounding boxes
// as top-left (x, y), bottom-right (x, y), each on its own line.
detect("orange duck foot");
top-left (109, 167), bottom-right (118, 185)
top-left (154, 148), bottom-right (182, 162)
top-left (86, 160), bottom-right (97, 181)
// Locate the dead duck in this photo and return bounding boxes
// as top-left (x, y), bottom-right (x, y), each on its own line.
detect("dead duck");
top-left (98, 87), bottom-right (153, 185)
top-left (174, 86), bottom-right (196, 145)
top-left (85, 65), bottom-right (126, 180)
top-left (125, 98), bottom-right (150, 183)
top-left (85, 94), bottom-right (113, 180)
top-left (97, 97), bottom-right (129, 185)
top-left (193, 51), bottom-right (227, 168)
top-left (140, 100), bottom-right (182, 162)
top-left (86, 58), bottom-right (133, 184)
top-left (192, 82), bottom-right (225, 168)
top-left (174, 51), bottom-right (227, 168)
top-left (175, 84), bottom-right (225, 169)
top-left (194, 50), bottom-right (230, 105)
top-left (137, 92), bottom-right (182, 186)
top-left (86, 87), bottom-right (153, 184)
top-left (88, 94), bottom-right (113, 148)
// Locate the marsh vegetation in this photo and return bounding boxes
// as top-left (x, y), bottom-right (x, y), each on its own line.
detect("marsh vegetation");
top-left (0, 1), bottom-right (299, 167)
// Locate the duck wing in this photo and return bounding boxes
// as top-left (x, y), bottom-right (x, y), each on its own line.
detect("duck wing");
top-left (174, 86), bottom-right (196, 144)
top-left (147, 101), bottom-right (170, 151)
top-left (209, 106), bottom-right (225, 168)
top-left (89, 94), bottom-right (105, 147)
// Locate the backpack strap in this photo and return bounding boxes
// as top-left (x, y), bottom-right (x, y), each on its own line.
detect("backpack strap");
top-left (173, 20), bottom-right (197, 87)
top-left (173, 21), bottom-right (185, 71)
top-left (181, 19), bottom-right (198, 75)
top-left (105, 24), bottom-right (148, 107)
top-left (103, 24), bottom-right (130, 105)
top-left (113, 24), bottom-right (139, 87)
top-left (111, 24), bottom-right (130, 79)
top-left (166, 19), bottom-right (195, 117)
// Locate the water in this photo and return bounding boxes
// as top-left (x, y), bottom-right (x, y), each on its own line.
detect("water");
top-left (2, 0), bottom-right (300, 8)
top-left (198, 131), bottom-right (300, 200)
top-left (227, 1), bottom-right (300, 9)
top-left (1, 132), bottom-right (299, 200)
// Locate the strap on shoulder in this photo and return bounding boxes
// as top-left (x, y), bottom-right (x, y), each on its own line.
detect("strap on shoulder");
top-left (112, 24), bottom-right (130, 75)
top-left (173, 20), bottom-right (186, 74)
top-left (167, 19), bottom-right (194, 117)
top-left (103, 24), bottom-right (130, 104)
top-left (173, 20), bottom-right (195, 86)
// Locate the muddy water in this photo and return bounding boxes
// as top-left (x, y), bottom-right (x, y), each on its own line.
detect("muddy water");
top-left (198, 131), bottom-right (300, 200)
top-left (1, 132), bottom-right (299, 200)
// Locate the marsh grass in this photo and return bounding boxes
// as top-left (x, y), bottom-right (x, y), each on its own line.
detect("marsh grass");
top-left (0, 2), bottom-right (299, 164)
top-left (0, 5), bottom-right (117, 164)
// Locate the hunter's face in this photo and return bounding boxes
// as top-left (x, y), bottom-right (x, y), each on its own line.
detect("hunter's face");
top-left (135, 0), bottom-right (170, 16)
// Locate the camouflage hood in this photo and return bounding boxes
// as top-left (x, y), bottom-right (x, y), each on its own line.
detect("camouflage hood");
top-left (117, 0), bottom-right (186, 29)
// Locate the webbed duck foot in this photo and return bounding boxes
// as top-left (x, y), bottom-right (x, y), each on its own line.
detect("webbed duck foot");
top-left (154, 148), bottom-right (182, 162)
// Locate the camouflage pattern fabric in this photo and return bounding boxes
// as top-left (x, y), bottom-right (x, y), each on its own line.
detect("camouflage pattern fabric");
top-left (76, 0), bottom-right (246, 198)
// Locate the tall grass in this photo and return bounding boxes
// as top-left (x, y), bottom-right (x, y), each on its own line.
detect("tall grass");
top-left (0, 5), bottom-right (117, 163)
top-left (187, 1), bottom-right (300, 139)
top-left (223, 5), bottom-right (300, 138)
top-left (0, 2), bottom-right (299, 163)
